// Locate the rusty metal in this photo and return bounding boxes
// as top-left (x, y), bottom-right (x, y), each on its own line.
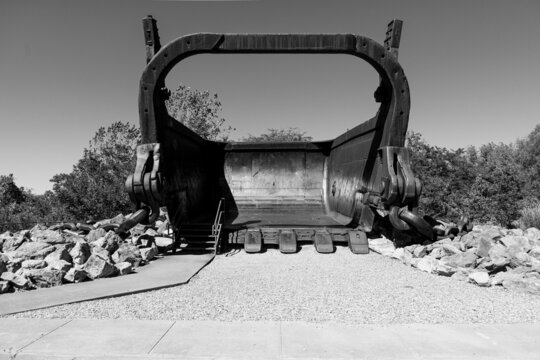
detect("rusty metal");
top-left (126, 16), bottom-right (433, 253)
top-left (384, 19), bottom-right (403, 59)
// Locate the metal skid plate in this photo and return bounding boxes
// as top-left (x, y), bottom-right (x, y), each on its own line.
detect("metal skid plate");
top-left (313, 230), bottom-right (334, 253)
top-left (348, 230), bottom-right (369, 254)
top-left (244, 229), bottom-right (262, 253)
top-left (279, 230), bottom-right (297, 253)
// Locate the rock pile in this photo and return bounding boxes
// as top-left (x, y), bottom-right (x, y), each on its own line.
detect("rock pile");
top-left (369, 225), bottom-right (540, 295)
top-left (0, 214), bottom-right (174, 294)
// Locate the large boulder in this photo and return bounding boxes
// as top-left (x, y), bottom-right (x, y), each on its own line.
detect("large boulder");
top-left (21, 259), bottom-right (47, 270)
top-left (471, 225), bottom-right (504, 239)
top-left (115, 262), bottom-right (133, 275)
top-left (91, 245), bottom-right (111, 260)
top-left (0, 253), bottom-right (8, 273)
top-left (524, 228), bottom-right (540, 246)
top-left (63, 267), bottom-right (87, 283)
top-left (5, 258), bottom-right (23, 273)
top-left (140, 246), bottom-right (158, 262)
top-left (47, 259), bottom-right (72, 273)
top-left (112, 244), bottom-right (142, 267)
top-left (491, 269), bottom-right (526, 286)
top-left (129, 224), bottom-right (147, 237)
top-left (0, 280), bottom-right (11, 294)
top-left (87, 228), bottom-right (107, 243)
top-left (44, 247), bottom-right (72, 264)
top-left (530, 245), bottom-right (540, 261)
top-left (501, 236), bottom-right (532, 253)
top-left (416, 256), bottom-right (438, 274)
top-left (434, 262), bottom-right (457, 277)
top-left (69, 241), bottom-right (91, 265)
top-left (0, 231), bottom-right (13, 251)
top-left (368, 237), bottom-right (395, 256)
top-left (31, 229), bottom-right (65, 244)
top-left (488, 243), bottom-right (510, 262)
top-left (442, 244), bottom-right (461, 256)
top-left (5, 242), bottom-right (55, 261)
top-left (412, 246), bottom-right (428, 258)
top-left (154, 237), bottom-right (174, 253)
top-left (23, 267), bottom-right (63, 288)
top-left (461, 233), bottom-right (480, 249)
top-left (475, 236), bottom-right (493, 258)
top-left (440, 250), bottom-right (478, 269)
top-left (1, 271), bottom-right (31, 289)
top-left (468, 271), bottom-right (490, 287)
top-left (502, 273), bottom-right (540, 295)
top-left (93, 231), bottom-right (120, 254)
top-left (83, 254), bottom-right (116, 279)
top-left (428, 246), bottom-right (447, 259)
top-left (109, 214), bottom-right (126, 225)
top-left (2, 233), bottom-right (28, 252)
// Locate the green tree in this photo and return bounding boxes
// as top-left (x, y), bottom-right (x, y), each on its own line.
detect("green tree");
top-left (165, 84), bottom-right (233, 141)
top-left (242, 127), bottom-right (313, 142)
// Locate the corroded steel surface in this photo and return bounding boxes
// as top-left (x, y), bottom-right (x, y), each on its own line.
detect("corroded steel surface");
top-left (126, 16), bottom-right (433, 249)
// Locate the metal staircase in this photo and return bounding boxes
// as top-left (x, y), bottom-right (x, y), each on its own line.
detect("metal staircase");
top-left (177, 198), bottom-right (224, 254)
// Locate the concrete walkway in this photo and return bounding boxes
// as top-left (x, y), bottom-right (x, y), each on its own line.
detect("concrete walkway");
top-left (0, 319), bottom-right (538, 359)
top-left (0, 254), bottom-right (214, 316)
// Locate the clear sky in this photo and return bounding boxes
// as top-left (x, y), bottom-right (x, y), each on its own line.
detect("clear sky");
top-left (1, 0), bottom-right (539, 194)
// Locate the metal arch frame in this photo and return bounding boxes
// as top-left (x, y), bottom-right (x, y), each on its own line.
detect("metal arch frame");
top-left (138, 33), bottom-right (410, 148)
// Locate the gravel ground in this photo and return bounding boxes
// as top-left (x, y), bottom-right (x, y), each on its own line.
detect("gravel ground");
top-left (4, 244), bottom-right (540, 324)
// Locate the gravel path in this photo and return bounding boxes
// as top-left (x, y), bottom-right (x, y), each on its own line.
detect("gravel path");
top-left (5, 245), bottom-right (540, 324)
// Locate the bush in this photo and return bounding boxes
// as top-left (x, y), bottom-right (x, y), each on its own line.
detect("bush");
top-left (517, 200), bottom-right (540, 229)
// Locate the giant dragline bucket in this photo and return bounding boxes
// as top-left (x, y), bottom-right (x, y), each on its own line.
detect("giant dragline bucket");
top-left (124, 16), bottom-right (434, 254)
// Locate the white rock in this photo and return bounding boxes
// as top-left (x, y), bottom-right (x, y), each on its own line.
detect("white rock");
top-left (368, 237), bottom-right (395, 257)
top-left (468, 271), bottom-right (491, 287)
top-left (115, 262), bottom-right (133, 275)
top-left (64, 267), bottom-right (87, 283)
top-left (416, 256), bottom-right (438, 274)
top-left (140, 246), bottom-right (158, 262)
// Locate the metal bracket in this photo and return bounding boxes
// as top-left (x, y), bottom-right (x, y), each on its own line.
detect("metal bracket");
top-left (379, 146), bottom-right (420, 207)
top-left (384, 19), bottom-right (403, 59)
top-left (125, 143), bottom-right (165, 224)
top-left (142, 15), bottom-right (161, 64)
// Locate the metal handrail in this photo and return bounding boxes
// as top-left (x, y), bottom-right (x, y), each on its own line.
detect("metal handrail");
top-left (212, 198), bottom-right (225, 254)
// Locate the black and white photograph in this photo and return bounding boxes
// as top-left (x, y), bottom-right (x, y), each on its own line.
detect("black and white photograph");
top-left (1, 0), bottom-right (539, 358)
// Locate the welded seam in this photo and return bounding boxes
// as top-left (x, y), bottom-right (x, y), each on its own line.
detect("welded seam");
top-left (148, 320), bottom-right (176, 354)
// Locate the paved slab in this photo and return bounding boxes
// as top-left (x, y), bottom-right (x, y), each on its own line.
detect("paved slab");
top-left (0, 318), bottom-right (70, 355)
top-left (0, 254), bottom-right (214, 316)
top-left (151, 320), bottom-right (281, 359)
top-left (1, 319), bottom-right (539, 359)
top-left (22, 319), bottom-right (173, 356)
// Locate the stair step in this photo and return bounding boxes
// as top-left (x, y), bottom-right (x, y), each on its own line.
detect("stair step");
top-left (179, 234), bottom-right (216, 238)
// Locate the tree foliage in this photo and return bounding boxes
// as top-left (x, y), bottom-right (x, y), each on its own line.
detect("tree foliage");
top-left (242, 127), bottom-right (313, 142)
top-left (407, 131), bottom-right (529, 226)
top-left (51, 122), bottom-right (140, 221)
top-left (165, 84), bottom-right (233, 141)
top-left (0, 175), bottom-right (67, 232)
top-left (49, 85), bottom-right (232, 221)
